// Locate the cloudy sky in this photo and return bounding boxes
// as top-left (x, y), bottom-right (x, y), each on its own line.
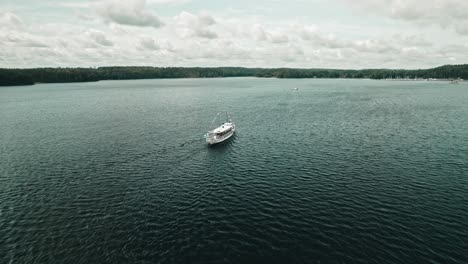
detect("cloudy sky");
top-left (1, 0), bottom-right (468, 69)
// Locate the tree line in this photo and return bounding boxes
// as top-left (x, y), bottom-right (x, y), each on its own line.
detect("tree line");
top-left (1, 65), bottom-right (467, 86)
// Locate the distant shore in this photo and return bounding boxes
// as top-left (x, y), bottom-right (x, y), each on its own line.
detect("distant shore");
top-left (1, 65), bottom-right (466, 86)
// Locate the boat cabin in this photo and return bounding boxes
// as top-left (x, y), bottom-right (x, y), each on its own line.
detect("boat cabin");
top-left (204, 114), bottom-right (235, 145)
top-left (211, 123), bottom-right (234, 137)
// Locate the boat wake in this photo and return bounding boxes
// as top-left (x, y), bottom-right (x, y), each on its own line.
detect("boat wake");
top-left (179, 138), bottom-right (202, 148)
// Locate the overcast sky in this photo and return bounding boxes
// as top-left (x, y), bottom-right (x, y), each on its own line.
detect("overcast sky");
top-left (1, 0), bottom-right (468, 69)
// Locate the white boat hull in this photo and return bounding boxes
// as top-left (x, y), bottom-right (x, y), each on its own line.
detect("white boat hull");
top-left (206, 128), bottom-right (235, 145)
top-left (204, 113), bottom-right (235, 145)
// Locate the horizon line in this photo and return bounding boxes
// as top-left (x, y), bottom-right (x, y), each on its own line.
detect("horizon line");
top-left (1, 63), bottom-right (466, 71)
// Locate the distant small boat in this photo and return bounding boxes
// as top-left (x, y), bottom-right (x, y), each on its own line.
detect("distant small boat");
top-left (293, 87), bottom-right (299, 91)
top-left (449, 79), bottom-right (462, 84)
top-left (204, 112), bottom-right (235, 145)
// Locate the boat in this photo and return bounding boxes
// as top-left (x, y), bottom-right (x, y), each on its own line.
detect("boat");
top-left (204, 112), bottom-right (235, 145)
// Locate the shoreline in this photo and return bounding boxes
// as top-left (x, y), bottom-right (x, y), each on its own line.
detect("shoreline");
top-left (1, 65), bottom-right (466, 86)
top-left (0, 77), bottom-right (464, 88)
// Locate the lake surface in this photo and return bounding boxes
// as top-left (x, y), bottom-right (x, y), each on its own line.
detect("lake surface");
top-left (1, 78), bottom-right (467, 263)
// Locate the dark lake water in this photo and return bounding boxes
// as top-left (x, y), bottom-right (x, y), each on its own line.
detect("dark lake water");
top-left (1, 78), bottom-right (467, 263)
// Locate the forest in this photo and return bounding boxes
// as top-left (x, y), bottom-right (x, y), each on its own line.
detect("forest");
top-left (1, 64), bottom-right (467, 86)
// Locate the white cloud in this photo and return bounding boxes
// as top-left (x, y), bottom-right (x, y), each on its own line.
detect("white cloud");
top-left (2, 0), bottom-right (468, 69)
top-left (250, 24), bottom-right (289, 44)
top-left (147, 0), bottom-right (191, 4)
top-left (344, 0), bottom-right (468, 35)
top-left (193, 29), bottom-right (217, 39)
top-left (0, 12), bottom-right (24, 29)
top-left (455, 22), bottom-right (468, 35)
top-left (97, 0), bottom-right (163, 28)
top-left (138, 37), bottom-right (160, 50)
top-left (393, 34), bottom-right (433, 47)
top-left (20, 39), bottom-right (49, 48)
top-left (268, 31), bottom-right (289, 43)
top-left (299, 25), bottom-right (318, 40)
top-left (300, 25), bottom-right (345, 48)
top-left (352, 39), bottom-right (396, 53)
top-left (251, 24), bottom-right (267, 41)
top-left (401, 46), bottom-right (424, 57)
top-left (176, 11), bottom-right (216, 28)
top-left (176, 11), bottom-right (215, 26)
top-left (175, 11), bottom-right (218, 39)
top-left (86, 30), bottom-right (113, 46)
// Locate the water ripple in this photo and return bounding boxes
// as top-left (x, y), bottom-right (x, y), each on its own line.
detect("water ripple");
top-left (1, 79), bottom-right (468, 263)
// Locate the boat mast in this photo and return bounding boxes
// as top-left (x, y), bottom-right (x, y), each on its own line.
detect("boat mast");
top-left (209, 112), bottom-right (220, 130)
